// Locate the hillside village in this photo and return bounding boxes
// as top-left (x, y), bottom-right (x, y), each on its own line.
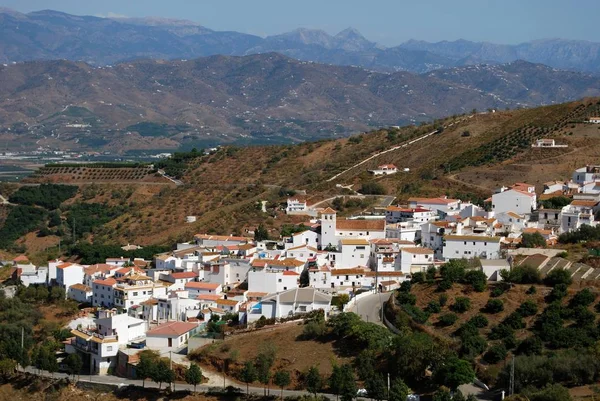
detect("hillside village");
top-left (3, 159), bottom-right (600, 378)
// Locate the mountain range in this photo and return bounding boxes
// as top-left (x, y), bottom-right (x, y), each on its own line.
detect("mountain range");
top-left (2, 8), bottom-right (600, 74)
top-left (1, 54), bottom-right (600, 151)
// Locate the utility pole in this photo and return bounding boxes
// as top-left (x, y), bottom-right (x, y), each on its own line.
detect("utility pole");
top-left (20, 326), bottom-right (24, 370)
top-left (387, 373), bottom-right (391, 400)
top-left (170, 351), bottom-right (175, 391)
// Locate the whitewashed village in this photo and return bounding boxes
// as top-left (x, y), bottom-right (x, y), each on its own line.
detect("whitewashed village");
top-left (4, 161), bottom-right (600, 378)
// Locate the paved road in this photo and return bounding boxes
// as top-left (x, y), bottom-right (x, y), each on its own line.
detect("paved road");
top-left (21, 366), bottom-right (314, 397)
top-left (346, 292), bottom-right (392, 326)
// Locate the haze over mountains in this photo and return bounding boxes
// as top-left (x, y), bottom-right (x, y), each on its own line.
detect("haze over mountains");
top-left (2, 8), bottom-right (600, 74)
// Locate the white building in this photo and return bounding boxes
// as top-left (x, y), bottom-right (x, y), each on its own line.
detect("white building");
top-left (146, 321), bottom-right (201, 351)
top-left (114, 275), bottom-right (168, 311)
top-left (532, 139), bottom-right (567, 148)
top-left (56, 263), bottom-right (85, 296)
top-left (68, 284), bottom-right (93, 304)
top-left (385, 206), bottom-right (436, 224)
top-left (184, 282), bottom-right (222, 298)
top-left (560, 200), bottom-right (599, 233)
top-left (572, 165), bottom-right (600, 186)
top-left (588, 117), bottom-right (600, 124)
top-left (491, 187), bottom-right (537, 216)
top-left (338, 239), bottom-right (370, 269)
top-left (400, 248), bottom-right (435, 274)
top-left (247, 287), bottom-right (332, 323)
top-left (247, 269), bottom-right (300, 294)
top-left (408, 197), bottom-right (462, 216)
top-left (92, 278), bottom-right (117, 308)
top-left (421, 222), bottom-right (450, 259)
top-left (285, 245), bottom-right (319, 262)
top-left (320, 209), bottom-right (386, 250)
top-left (285, 229), bottom-right (320, 249)
top-left (480, 259), bottom-right (511, 281)
top-left (442, 235), bottom-right (502, 260)
top-left (286, 197), bottom-right (309, 214)
top-left (386, 221), bottom-right (422, 242)
top-left (369, 164), bottom-right (398, 175)
top-left (68, 310), bottom-right (145, 375)
top-left (194, 234), bottom-right (252, 248)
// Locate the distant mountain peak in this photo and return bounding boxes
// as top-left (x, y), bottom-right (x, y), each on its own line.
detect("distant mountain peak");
top-left (335, 27), bottom-right (364, 39)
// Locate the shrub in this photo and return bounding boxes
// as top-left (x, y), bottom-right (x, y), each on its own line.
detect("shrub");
top-left (426, 301), bottom-right (441, 314)
top-left (463, 270), bottom-right (487, 292)
top-left (516, 336), bottom-right (543, 356)
top-left (402, 305), bottom-right (430, 324)
top-left (440, 259), bottom-right (467, 283)
top-left (468, 314), bottom-right (489, 328)
top-left (544, 269), bottom-right (572, 287)
top-left (517, 300), bottom-right (538, 317)
top-left (437, 279), bottom-right (453, 292)
top-left (359, 182), bottom-right (386, 195)
top-left (489, 324), bottom-right (515, 341)
top-left (483, 299), bottom-right (504, 314)
top-left (501, 265), bottom-right (541, 284)
top-left (451, 297), bottom-right (471, 314)
top-left (502, 312), bottom-right (525, 330)
top-left (546, 284), bottom-right (568, 303)
top-left (411, 272), bottom-right (425, 284)
top-left (396, 292), bottom-right (417, 306)
top-left (520, 232), bottom-right (547, 248)
top-left (568, 288), bottom-right (595, 308)
top-left (526, 286), bottom-right (537, 295)
top-left (439, 294), bottom-right (449, 307)
top-left (484, 344), bottom-right (508, 364)
top-left (438, 313), bottom-right (459, 327)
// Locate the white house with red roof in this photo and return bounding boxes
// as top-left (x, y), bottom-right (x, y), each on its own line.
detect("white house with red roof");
top-left (407, 197), bottom-right (462, 216)
top-left (68, 284), bottom-right (93, 303)
top-left (247, 267), bottom-right (300, 294)
top-left (56, 262), bottom-right (85, 296)
top-left (285, 244), bottom-right (318, 262)
top-left (185, 281), bottom-right (222, 298)
top-left (491, 185), bottom-right (537, 216)
top-left (320, 208), bottom-right (386, 250)
top-left (83, 264), bottom-right (120, 288)
top-left (285, 229), bottom-right (320, 249)
top-left (559, 200), bottom-right (599, 234)
top-left (442, 235), bottom-right (503, 260)
top-left (369, 164), bottom-right (398, 175)
top-left (146, 321), bottom-right (201, 350)
top-left (92, 277), bottom-right (117, 308)
top-left (10, 256), bottom-right (47, 287)
top-left (160, 271), bottom-right (199, 291)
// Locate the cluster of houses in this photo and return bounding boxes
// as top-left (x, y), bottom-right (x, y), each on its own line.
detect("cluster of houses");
top-left (5, 162), bottom-right (600, 376)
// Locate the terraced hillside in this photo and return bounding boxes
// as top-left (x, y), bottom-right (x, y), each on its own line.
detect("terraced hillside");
top-left (26, 164), bottom-right (169, 184)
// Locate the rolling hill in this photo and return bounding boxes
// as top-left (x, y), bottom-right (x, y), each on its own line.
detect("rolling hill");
top-left (4, 97), bottom-right (600, 254)
top-left (1, 54), bottom-right (600, 151)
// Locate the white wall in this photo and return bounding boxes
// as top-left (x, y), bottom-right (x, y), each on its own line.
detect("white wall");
top-left (443, 238), bottom-right (501, 260)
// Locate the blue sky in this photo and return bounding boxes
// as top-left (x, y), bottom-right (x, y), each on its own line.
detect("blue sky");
top-left (2, 0), bottom-right (597, 46)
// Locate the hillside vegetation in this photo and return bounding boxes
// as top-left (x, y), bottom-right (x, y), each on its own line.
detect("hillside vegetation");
top-left (2, 97), bottom-right (600, 255)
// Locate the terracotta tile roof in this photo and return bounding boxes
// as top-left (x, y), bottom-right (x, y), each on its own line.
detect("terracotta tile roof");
top-left (246, 292), bottom-right (268, 298)
top-left (509, 189), bottom-right (535, 198)
top-left (402, 247), bottom-right (434, 255)
top-left (330, 268), bottom-right (369, 275)
top-left (253, 258), bottom-right (305, 268)
top-left (57, 262), bottom-right (74, 269)
top-left (386, 206), bottom-right (431, 213)
top-left (69, 283), bottom-right (91, 292)
top-left (116, 266), bottom-right (145, 275)
top-left (196, 294), bottom-right (222, 301)
top-left (507, 212), bottom-right (524, 219)
top-left (380, 280), bottom-right (397, 286)
top-left (320, 207), bottom-right (337, 214)
top-left (570, 200), bottom-right (598, 207)
top-left (170, 272), bottom-right (198, 279)
top-left (378, 164), bottom-right (397, 169)
top-left (336, 219), bottom-right (385, 231)
top-left (522, 228), bottom-right (553, 235)
top-left (216, 299), bottom-right (239, 306)
top-left (146, 321), bottom-right (198, 337)
top-left (13, 255), bottom-right (29, 263)
top-left (155, 254), bottom-right (172, 261)
top-left (340, 239), bottom-right (370, 246)
top-left (185, 282), bottom-right (221, 290)
top-left (282, 271), bottom-right (300, 276)
top-left (93, 278), bottom-right (117, 286)
top-left (84, 264), bottom-right (117, 275)
top-left (366, 271), bottom-right (405, 277)
top-left (140, 299), bottom-right (158, 305)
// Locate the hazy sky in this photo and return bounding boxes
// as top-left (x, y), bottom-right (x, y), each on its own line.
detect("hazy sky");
top-left (1, 0), bottom-right (597, 46)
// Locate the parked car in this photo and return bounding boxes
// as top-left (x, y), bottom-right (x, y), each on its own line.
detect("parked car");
top-left (357, 389), bottom-right (368, 397)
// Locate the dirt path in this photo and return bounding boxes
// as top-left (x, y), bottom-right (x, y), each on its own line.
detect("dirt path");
top-left (326, 116), bottom-right (472, 182)
top-left (446, 173), bottom-right (493, 192)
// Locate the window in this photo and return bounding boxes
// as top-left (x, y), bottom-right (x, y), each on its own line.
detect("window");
top-left (484, 242), bottom-right (487, 246)
top-left (133, 292), bottom-right (138, 296)
top-left (464, 241), bottom-right (467, 245)
top-left (278, 279), bottom-right (282, 282)
top-left (107, 346), bottom-right (113, 351)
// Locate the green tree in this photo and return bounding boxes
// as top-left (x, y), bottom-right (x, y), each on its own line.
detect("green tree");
top-left (65, 353), bottom-right (83, 380)
top-left (185, 363), bottom-right (203, 392)
top-left (440, 259), bottom-right (467, 283)
top-left (433, 387), bottom-right (452, 401)
top-left (240, 361), bottom-right (257, 396)
top-left (544, 269), bottom-right (572, 287)
top-left (520, 232), bottom-right (546, 248)
top-left (366, 374), bottom-right (387, 401)
top-left (389, 378), bottom-right (409, 401)
top-left (256, 344), bottom-right (277, 395)
top-left (299, 268), bottom-right (310, 287)
top-left (483, 299), bottom-right (504, 314)
top-left (254, 224), bottom-right (269, 242)
top-left (151, 359), bottom-right (173, 389)
top-left (274, 370), bottom-right (291, 400)
top-left (338, 364), bottom-right (357, 401)
top-left (305, 365), bottom-right (322, 396)
top-left (329, 364), bottom-right (344, 400)
top-left (359, 182), bottom-right (386, 195)
top-left (451, 297), bottom-right (471, 313)
top-left (136, 352), bottom-right (156, 387)
top-left (433, 357), bottom-right (475, 390)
